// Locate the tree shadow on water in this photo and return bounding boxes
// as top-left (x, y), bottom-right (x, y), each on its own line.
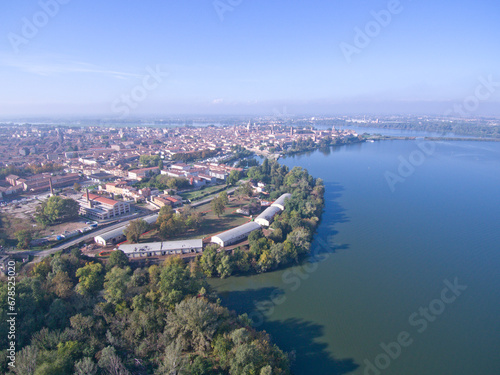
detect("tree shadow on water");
top-left (307, 182), bottom-right (351, 264)
top-left (218, 288), bottom-right (359, 375)
top-left (267, 318), bottom-right (359, 375)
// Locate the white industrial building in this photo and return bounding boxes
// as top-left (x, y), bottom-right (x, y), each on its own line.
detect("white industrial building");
top-left (78, 191), bottom-right (132, 221)
top-left (94, 214), bottom-right (158, 246)
top-left (94, 227), bottom-right (127, 247)
top-left (211, 222), bottom-right (261, 248)
top-left (254, 206), bottom-right (282, 227)
top-left (210, 193), bottom-right (293, 248)
top-left (118, 239), bottom-right (203, 258)
top-left (271, 193), bottom-right (292, 210)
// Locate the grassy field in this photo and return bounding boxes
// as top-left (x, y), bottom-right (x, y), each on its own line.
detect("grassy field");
top-left (180, 184), bottom-right (229, 201)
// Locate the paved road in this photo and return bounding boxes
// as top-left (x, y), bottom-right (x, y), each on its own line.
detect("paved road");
top-left (7, 186), bottom-right (237, 260)
top-left (7, 212), bottom-right (159, 260)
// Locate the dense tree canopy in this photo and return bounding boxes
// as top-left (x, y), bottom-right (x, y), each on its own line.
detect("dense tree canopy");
top-left (0, 249), bottom-right (290, 374)
top-left (155, 205), bottom-right (202, 241)
top-left (15, 229), bottom-right (33, 249)
top-left (35, 196), bottom-right (80, 226)
top-left (226, 170), bottom-right (241, 186)
top-left (199, 159), bottom-right (325, 278)
top-left (124, 219), bottom-right (149, 244)
top-left (139, 154), bottom-right (161, 167)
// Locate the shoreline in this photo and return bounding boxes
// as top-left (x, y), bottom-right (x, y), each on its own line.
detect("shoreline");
top-left (370, 135), bottom-right (500, 142)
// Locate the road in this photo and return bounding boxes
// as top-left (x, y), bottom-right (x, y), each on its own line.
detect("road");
top-left (7, 212), bottom-right (159, 261)
top-left (7, 186), bottom-right (238, 261)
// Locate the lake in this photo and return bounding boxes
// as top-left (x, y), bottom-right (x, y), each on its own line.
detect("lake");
top-left (211, 139), bottom-right (500, 375)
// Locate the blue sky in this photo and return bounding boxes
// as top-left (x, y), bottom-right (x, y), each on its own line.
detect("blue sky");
top-left (1, 0), bottom-right (499, 117)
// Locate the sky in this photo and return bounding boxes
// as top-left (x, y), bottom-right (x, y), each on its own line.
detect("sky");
top-left (1, 0), bottom-right (500, 118)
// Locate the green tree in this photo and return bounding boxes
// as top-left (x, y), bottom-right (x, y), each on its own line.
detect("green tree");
top-left (227, 170), bottom-right (241, 186)
top-left (216, 253), bottom-right (234, 279)
top-left (261, 365), bottom-right (273, 375)
top-left (106, 250), bottom-right (129, 271)
top-left (211, 196), bottom-right (225, 218)
top-left (232, 248), bottom-right (251, 273)
top-left (158, 219), bottom-right (175, 241)
top-left (139, 154), bottom-right (161, 167)
top-left (262, 158), bottom-right (270, 174)
top-left (219, 191), bottom-right (229, 205)
top-left (35, 196), bottom-right (79, 225)
top-left (200, 245), bottom-right (218, 277)
top-left (166, 297), bottom-right (221, 352)
top-left (185, 212), bottom-right (202, 230)
top-left (16, 229), bottom-right (32, 249)
top-left (248, 229), bottom-right (264, 243)
top-left (74, 357), bottom-right (98, 375)
top-left (237, 182), bottom-right (253, 198)
top-left (286, 227), bottom-right (311, 254)
top-left (104, 266), bottom-right (131, 305)
top-left (75, 262), bottom-right (104, 295)
top-left (12, 345), bottom-right (38, 375)
top-left (185, 355), bottom-right (214, 375)
top-left (124, 219), bottom-right (149, 243)
top-left (159, 258), bottom-right (203, 309)
top-left (247, 166), bottom-right (264, 181)
top-left (50, 271), bottom-right (74, 299)
top-left (31, 258), bottom-right (52, 277)
top-left (229, 342), bottom-right (262, 375)
top-left (156, 340), bottom-right (186, 375)
top-left (98, 346), bottom-right (130, 375)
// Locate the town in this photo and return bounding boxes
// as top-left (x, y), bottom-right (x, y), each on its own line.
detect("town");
top-left (0, 121), bottom-right (358, 271)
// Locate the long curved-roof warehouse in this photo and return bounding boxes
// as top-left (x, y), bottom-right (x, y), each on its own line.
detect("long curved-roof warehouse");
top-left (211, 221), bottom-right (261, 248)
top-left (94, 214), bottom-right (158, 246)
top-left (211, 193), bottom-right (292, 247)
top-left (255, 205), bottom-right (282, 227)
top-left (271, 193), bottom-right (292, 210)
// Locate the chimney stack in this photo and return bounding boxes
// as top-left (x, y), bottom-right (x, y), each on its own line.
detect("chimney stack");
top-left (49, 178), bottom-right (54, 196)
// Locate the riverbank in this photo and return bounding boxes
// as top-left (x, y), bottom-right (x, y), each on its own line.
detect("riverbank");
top-left (368, 134), bottom-right (500, 142)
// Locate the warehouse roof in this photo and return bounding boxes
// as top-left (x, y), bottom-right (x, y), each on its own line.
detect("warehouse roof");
top-left (95, 226), bottom-right (127, 242)
top-left (118, 239), bottom-right (203, 254)
top-left (212, 221), bottom-right (261, 243)
top-left (94, 214), bottom-right (158, 242)
top-left (255, 205), bottom-right (281, 221)
top-left (271, 193), bottom-right (292, 210)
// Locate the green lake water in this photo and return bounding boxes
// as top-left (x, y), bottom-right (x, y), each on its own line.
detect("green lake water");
top-left (211, 139), bottom-right (500, 375)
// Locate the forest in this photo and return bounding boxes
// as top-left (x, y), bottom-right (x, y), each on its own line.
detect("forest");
top-left (0, 249), bottom-right (290, 374)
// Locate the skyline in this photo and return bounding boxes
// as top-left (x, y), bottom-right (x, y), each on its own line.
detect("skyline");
top-left (1, 0), bottom-right (500, 117)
